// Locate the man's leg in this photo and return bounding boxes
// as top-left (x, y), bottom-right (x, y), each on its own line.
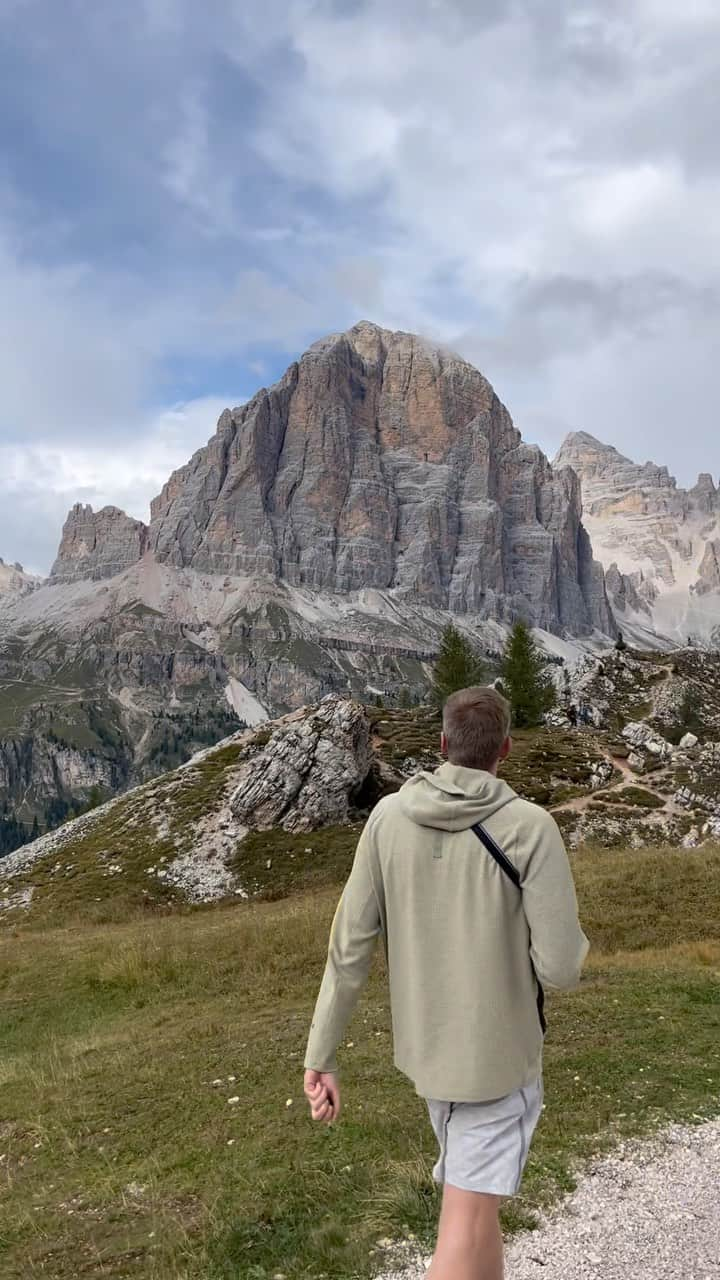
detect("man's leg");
top-left (425, 1184), bottom-right (503, 1280)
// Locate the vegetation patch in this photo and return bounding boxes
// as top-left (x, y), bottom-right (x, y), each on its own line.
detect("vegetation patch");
top-left (230, 824), bottom-right (362, 901)
top-left (368, 707), bottom-right (443, 768)
top-left (500, 729), bottom-right (604, 806)
top-left (612, 786), bottom-right (666, 810)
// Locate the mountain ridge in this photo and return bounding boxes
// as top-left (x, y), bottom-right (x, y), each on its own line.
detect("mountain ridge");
top-left (554, 430), bottom-right (720, 645)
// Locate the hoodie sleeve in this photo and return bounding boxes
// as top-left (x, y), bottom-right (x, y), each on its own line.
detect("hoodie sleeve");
top-left (519, 808), bottom-right (589, 991)
top-left (304, 819), bottom-right (383, 1073)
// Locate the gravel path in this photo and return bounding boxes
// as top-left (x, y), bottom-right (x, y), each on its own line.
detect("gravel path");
top-left (377, 1118), bottom-right (720, 1279)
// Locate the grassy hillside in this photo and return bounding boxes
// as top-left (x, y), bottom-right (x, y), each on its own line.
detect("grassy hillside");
top-left (0, 709), bottom-right (605, 929)
top-left (4, 696), bottom-right (719, 931)
top-left (2, 845), bottom-right (719, 1279)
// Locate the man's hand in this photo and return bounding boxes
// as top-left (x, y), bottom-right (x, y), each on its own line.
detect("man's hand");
top-left (304, 1069), bottom-right (341, 1124)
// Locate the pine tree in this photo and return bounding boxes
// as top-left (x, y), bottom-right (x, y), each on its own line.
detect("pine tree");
top-left (431, 624), bottom-right (486, 706)
top-left (501, 620), bottom-right (556, 728)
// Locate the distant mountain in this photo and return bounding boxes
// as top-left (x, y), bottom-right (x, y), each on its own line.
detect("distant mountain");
top-left (554, 432), bottom-right (720, 646)
top-left (1, 321), bottom-right (615, 853)
top-left (50, 321), bottom-right (612, 632)
top-left (0, 558), bottom-right (40, 598)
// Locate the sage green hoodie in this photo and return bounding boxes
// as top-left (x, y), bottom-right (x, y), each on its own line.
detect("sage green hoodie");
top-left (305, 763), bottom-right (589, 1102)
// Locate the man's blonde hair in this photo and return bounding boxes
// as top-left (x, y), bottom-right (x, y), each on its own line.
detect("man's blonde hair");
top-left (442, 685), bottom-right (511, 770)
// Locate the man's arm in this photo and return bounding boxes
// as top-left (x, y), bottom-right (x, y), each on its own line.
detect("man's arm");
top-left (304, 819), bottom-right (383, 1074)
top-left (520, 810), bottom-right (589, 990)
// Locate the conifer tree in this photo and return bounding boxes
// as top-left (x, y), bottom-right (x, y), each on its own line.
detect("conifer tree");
top-left (501, 620), bottom-right (556, 727)
top-left (431, 624), bottom-right (486, 706)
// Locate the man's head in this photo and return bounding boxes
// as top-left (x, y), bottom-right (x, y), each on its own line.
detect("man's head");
top-left (441, 685), bottom-right (512, 773)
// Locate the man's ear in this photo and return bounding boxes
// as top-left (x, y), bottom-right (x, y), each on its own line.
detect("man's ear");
top-left (499, 735), bottom-right (512, 762)
top-left (440, 731), bottom-right (448, 758)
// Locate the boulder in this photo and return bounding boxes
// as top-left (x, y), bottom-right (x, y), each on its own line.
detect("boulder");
top-left (679, 732), bottom-right (699, 750)
top-left (627, 751), bottom-right (646, 773)
top-left (230, 695), bottom-right (372, 833)
top-left (621, 721), bottom-right (671, 760)
top-left (590, 759), bottom-right (614, 789)
top-left (545, 710), bottom-right (571, 729)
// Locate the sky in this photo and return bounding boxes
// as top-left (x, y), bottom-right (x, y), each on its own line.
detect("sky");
top-left (1, 0), bottom-right (719, 574)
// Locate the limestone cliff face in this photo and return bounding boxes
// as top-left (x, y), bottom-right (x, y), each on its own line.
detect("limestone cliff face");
top-left (149, 323), bottom-right (612, 634)
top-left (51, 505), bottom-right (148, 583)
top-left (554, 431), bottom-right (720, 642)
top-left (695, 541), bottom-right (720, 597)
top-left (0, 558), bottom-right (39, 598)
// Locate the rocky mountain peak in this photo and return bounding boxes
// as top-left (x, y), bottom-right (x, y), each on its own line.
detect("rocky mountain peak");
top-left (147, 323), bottom-right (612, 635)
top-left (51, 503), bottom-right (149, 584)
top-left (554, 432), bottom-right (676, 500)
top-left (0, 557), bottom-right (39, 597)
top-left (689, 472), bottom-right (719, 516)
top-left (553, 432), bottom-right (720, 644)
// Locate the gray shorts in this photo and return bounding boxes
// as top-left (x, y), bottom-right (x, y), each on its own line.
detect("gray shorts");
top-left (426, 1078), bottom-right (543, 1197)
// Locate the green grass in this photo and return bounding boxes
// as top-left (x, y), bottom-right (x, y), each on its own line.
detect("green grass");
top-left (369, 711), bottom-right (607, 807)
top-left (608, 786), bottom-right (666, 810)
top-left (1, 845), bottom-right (719, 1279)
top-left (230, 825), bottom-right (364, 900)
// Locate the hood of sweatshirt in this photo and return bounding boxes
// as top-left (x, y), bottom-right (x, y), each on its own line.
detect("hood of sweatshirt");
top-left (397, 762), bottom-right (518, 831)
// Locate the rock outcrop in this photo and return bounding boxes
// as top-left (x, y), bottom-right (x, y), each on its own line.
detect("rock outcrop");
top-left (50, 505), bottom-right (148, 583)
top-left (149, 323), bottom-right (613, 635)
top-left (554, 432), bottom-right (720, 643)
top-left (0, 558), bottom-right (39, 598)
top-left (694, 540), bottom-right (720, 596)
top-left (0, 696), bottom-right (374, 908)
top-left (231, 695), bottom-right (371, 833)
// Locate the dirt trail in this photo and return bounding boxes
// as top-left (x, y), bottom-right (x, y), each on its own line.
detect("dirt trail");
top-left (377, 1119), bottom-right (720, 1280)
top-left (551, 744), bottom-right (684, 822)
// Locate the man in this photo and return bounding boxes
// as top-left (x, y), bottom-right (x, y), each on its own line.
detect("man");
top-left (304, 686), bottom-right (589, 1280)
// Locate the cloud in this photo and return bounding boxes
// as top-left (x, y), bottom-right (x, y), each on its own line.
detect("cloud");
top-left (241, 0), bottom-right (720, 477)
top-left (0, 397), bottom-right (231, 573)
top-left (0, 0), bottom-right (719, 570)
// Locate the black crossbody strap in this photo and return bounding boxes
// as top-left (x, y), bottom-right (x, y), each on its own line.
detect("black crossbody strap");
top-left (470, 822), bottom-right (521, 888)
top-left (470, 822), bottom-right (547, 1036)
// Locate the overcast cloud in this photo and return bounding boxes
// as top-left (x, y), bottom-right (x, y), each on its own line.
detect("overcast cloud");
top-left (0, 0), bottom-right (718, 572)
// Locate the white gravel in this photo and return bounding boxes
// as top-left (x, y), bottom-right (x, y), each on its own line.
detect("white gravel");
top-left (376, 1117), bottom-right (720, 1279)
